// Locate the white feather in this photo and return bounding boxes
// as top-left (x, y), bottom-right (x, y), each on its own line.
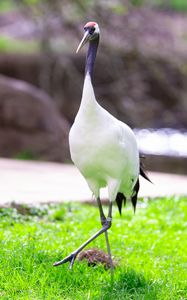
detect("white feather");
top-left (69, 74), bottom-right (139, 201)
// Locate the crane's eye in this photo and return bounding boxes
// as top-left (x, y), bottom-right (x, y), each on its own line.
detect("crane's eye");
top-left (89, 27), bottom-right (95, 35)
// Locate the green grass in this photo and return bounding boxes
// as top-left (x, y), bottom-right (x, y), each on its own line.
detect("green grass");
top-left (0, 196), bottom-right (187, 299)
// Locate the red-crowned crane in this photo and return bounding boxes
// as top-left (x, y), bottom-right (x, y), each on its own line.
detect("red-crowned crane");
top-left (54, 21), bottom-right (150, 269)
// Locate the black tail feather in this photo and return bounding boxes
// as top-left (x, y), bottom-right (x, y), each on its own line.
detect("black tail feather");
top-left (115, 156), bottom-right (151, 215)
top-left (140, 156), bottom-right (152, 183)
top-left (131, 178), bottom-right (140, 213)
top-left (140, 166), bottom-right (152, 183)
top-left (116, 192), bottom-right (126, 215)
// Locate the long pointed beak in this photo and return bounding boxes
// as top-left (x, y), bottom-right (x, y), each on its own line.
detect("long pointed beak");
top-left (76, 31), bottom-right (89, 53)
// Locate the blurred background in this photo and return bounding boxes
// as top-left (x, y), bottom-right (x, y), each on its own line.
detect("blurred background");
top-left (0, 0), bottom-right (187, 174)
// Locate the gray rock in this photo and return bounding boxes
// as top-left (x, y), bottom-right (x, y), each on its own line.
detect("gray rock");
top-left (0, 75), bottom-right (70, 161)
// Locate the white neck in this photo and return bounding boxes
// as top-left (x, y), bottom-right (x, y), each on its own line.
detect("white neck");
top-left (78, 73), bottom-right (98, 116)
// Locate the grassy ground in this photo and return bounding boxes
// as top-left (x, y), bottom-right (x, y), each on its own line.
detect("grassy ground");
top-left (0, 196), bottom-right (186, 299)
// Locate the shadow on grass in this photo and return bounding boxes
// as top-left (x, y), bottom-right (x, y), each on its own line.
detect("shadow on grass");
top-left (99, 268), bottom-right (159, 300)
top-left (50, 250), bottom-right (159, 300)
top-left (1, 243), bottom-right (160, 300)
top-left (26, 250), bottom-right (159, 299)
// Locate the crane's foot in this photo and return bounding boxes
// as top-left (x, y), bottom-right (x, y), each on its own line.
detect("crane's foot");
top-left (53, 218), bottom-right (112, 269)
top-left (53, 252), bottom-right (77, 269)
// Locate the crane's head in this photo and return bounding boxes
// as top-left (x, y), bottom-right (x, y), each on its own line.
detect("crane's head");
top-left (76, 22), bottom-right (100, 53)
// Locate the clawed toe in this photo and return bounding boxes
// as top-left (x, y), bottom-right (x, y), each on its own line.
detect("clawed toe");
top-left (53, 252), bottom-right (77, 268)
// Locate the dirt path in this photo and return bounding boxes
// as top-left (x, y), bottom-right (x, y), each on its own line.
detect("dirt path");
top-left (0, 158), bottom-right (186, 205)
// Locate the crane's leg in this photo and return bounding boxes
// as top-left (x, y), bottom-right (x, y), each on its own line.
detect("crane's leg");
top-left (95, 197), bottom-right (114, 269)
top-left (105, 231), bottom-right (113, 267)
top-left (104, 201), bottom-right (113, 269)
top-left (96, 197), bottom-right (113, 268)
top-left (96, 196), bottom-right (106, 224)
top-left (53, 215), bottom-right (112, 268)
top-left (53, 198), bottom-right (113, 269)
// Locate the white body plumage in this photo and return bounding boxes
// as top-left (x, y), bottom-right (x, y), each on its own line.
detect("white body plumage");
top-left (69, 74), bottom-right (139, 202)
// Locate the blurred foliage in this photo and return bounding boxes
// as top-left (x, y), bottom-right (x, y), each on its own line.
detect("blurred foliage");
top-left (167, 0), bottom-right (187, 11)
top-left (0, 0), bottom-right (187, 14)
top-left (0, 36), bottom-right (39, 53)
top-left (130, 0), bottom-right (144, 6)
top-left (0, 0), bottom-right (15, 12)
top-left (0, 0), bottom-right (186, 57)
top-left (12, 0), bottom-right (94, 17)
top-left (14, 150), bottom-right (39, 160)
top-left (129, 0), bottom-right (187, 10)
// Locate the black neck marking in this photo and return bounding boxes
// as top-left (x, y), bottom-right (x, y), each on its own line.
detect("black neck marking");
top-left (85, 36), bottom-right (99, 81)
